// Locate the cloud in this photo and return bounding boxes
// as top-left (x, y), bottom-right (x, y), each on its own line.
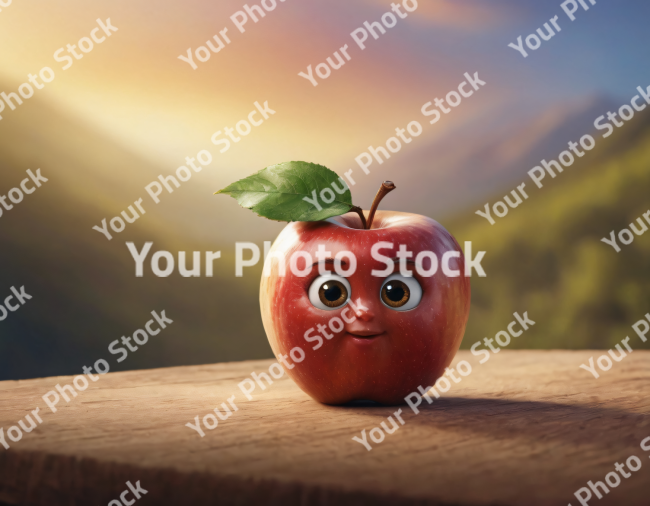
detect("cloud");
top-left (359, 0), bottom-right (516, 30)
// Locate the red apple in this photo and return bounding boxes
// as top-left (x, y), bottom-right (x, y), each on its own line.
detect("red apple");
top-left (260, 209), bottom-right (471, 405)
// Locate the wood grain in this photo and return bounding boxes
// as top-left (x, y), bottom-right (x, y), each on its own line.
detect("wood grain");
top-left (0, 351), bottom-right (648, 506)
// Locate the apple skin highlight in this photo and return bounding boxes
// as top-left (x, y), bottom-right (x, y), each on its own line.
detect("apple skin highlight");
top-left (260, 210), bottom-right (471, 405)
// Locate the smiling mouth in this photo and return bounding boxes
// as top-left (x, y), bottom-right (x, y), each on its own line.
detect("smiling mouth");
top-left (347, 331), bottom-right (385, 340)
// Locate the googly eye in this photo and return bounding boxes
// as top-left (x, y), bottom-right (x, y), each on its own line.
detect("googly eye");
top-left (380, 274), bottom-right (422, 311)
top-left (308, 274), bottom-right (351, 311)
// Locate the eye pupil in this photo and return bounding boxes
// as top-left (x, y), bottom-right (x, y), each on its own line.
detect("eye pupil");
top-left (322, 283), bottom-right (342, 302)
top-left (381, 280), bottom-right (410, 308)
top-left (385, 283), bottom-right (405, 302)
top-left (319, 281), bottom-right (348, 308)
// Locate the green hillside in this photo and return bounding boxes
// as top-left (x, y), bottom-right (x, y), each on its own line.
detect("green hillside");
top-left (447, 114), bottom-right (650, 349)
top-left (0, 176), bottom-right (273, 380)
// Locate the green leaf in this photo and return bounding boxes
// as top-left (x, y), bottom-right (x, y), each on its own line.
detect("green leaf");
top-left (215, 161), bottom-right (353, 222)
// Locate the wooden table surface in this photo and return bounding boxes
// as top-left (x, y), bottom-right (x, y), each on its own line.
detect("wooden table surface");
top-left (0, 351), bottom-right (648, 506)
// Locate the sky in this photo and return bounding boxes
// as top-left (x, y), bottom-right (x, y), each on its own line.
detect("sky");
top-left (1, 0), bottom-right (649, 240)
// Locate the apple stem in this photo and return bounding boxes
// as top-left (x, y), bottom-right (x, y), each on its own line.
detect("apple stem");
top-left (350, 206), bottom-right (367, 229)
top-left (365, 181), bottom-right (396, 230)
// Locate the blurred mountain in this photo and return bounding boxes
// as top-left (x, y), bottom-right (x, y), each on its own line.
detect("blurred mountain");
top-left (1, 85), bottom-right (648, 381)
top-left (0, 92), bottom-right (273, 381)
top-left (389, 95), bottom-right (622, 220)
top-left (445, 109), bottom-right (650, 349)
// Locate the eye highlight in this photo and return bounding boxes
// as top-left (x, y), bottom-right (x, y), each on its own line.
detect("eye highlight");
top-left (380, 274), bottom-right (422, 311)
top-left (308, 274), bottom-right (351, 311)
